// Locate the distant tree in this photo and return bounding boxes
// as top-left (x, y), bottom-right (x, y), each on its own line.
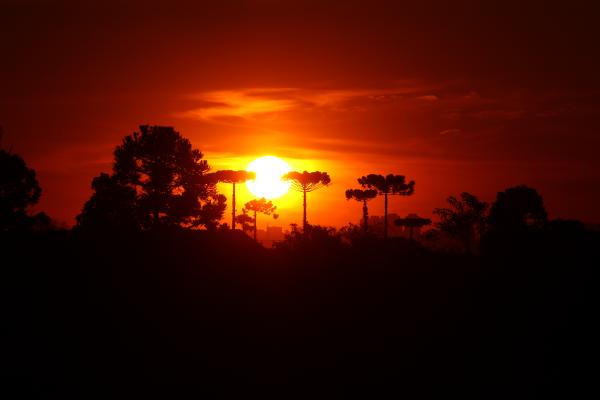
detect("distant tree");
top-left (358, 174), bottom-right (415, 238)
top-left (433, 192), bottom-right (488, 254)
top-left (81, 125), bottom-right (225, 230)
top-left (488, 185), bottom-right (547, 232)
top-left (0, 150), bottom-right (51, 231)
top-left (235, 209), bottom-right (255, 235)
top-left (345, 188), bottom-right (378, 232)
top-left (283, 171), bottom-right (331, 232)
top-left (76, 173), bottom-right (140, 231)
top-left (209, 170), bottom-right (255, 230)
top-left (242, 198), bottom-right (279, 241)
top-left (394, 215), bottom-right (432, 240)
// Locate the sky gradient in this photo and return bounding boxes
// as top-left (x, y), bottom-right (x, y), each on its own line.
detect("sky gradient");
top-left (2, 1), bottom-right (599, 228)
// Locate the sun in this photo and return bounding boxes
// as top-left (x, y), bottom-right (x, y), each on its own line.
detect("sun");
top-left (246, 156), bottom-right (292, 199)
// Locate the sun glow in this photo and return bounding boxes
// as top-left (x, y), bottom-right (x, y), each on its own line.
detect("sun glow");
top-left (246, 156), bottom-right (292, 199)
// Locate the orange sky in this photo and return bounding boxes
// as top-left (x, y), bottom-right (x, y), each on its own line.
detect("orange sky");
top-left (1, 1), bottom-right (599, 229)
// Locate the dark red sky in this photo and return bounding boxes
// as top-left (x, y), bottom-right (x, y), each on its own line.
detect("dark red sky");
top-left (2, 1), bottom-right (599, 226)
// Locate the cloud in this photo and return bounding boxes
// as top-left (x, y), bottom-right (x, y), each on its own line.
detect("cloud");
top-left (176, 84), bottom-right (438, 122)
top-left (417, 95), bottom-right (438, 101)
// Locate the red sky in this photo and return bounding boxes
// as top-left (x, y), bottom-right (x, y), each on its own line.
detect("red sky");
top-left (2, 1), bottom-right (599, 228)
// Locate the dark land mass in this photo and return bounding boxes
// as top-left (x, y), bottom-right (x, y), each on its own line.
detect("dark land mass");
top-left (2, 228), bottom-right (596, 398)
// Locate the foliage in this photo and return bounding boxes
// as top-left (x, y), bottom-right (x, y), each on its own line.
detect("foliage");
top-left (242, 197), bottom-right (279, 241)
top-left (235, 210), bottom-right (255, 234)
top-left (345, 188), bottom-right (378, 231)
top-left (0, 150), bottom-right (51, 231)
top-left (357, 173), bottom-right (415, 238)
top-left (78, 125), bottom-right (225, 230)
top-left (488, 185), bottom-right (547, 231)
top-left (357, 173), bottom-right (415, 196)
top-left (284, 171), bottom-right (331, 193)
top-left (394, 215), bottom-right (432, 239)
top-left (209, 170), bottom-right (255, 230)
top-left (433, 192), bottom-right (488, 253)
top-left (208, 170), bottom-right (255, 184)
top-left (345, 188), bottom-right (378, 202)
top-left (76, 173), bottom-right (139, 231)
top-left (283, 170), bottom-right (331, 230)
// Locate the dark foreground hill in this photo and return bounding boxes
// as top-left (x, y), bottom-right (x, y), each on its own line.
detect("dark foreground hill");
top-left (2, 229), bottom-right (596, 398)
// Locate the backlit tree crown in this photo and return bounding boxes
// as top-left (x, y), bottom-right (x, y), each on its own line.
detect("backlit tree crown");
top-left (345, 188), bottom-right (378, 202)
top-left (358, 173), bottom-right (415, 196)
top-left (210, 170), bottom-right (255, 184)
top-left (284, 171), bottom-right (331, 192)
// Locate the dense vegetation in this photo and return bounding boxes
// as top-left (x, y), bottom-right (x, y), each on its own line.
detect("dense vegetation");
top-left (1, 127), bottom-right (596, 397)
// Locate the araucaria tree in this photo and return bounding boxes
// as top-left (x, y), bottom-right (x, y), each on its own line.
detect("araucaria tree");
top-left (283, 171), bottom-right (331, 232)
top-left (345, 189), bottom-right (378, 232)
top-left (78, 125), bottom-right (225, 230)
top-left (210, 170), bottom-right (255, 230)
top-left (394, 215), bottom-right (432, 240)
top-left (242, 198), bottom-right (278, 242)
top-left (358, 174), bottom-right (415, 238)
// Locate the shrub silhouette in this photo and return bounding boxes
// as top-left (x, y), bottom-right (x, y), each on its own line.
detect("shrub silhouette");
top-left (358, 174), bottom-right (415, 238)
top-left (209, 170), bottom-right (255, 230)
top-left (345, 188), bottom-right (378, 232)
top-left (433, 192), bottom-right (488, 254)
top-left (283, 171), bottom-right (331, 232)
top-left (0, 150), bottom-right (51, 231)
top-left (242, 197), bottom-right (278, 241)
top-left (78, 125), bottom-right (225, 230)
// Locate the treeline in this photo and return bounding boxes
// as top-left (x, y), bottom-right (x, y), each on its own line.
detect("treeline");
top-left (1, 125), bottom-right (591, 258)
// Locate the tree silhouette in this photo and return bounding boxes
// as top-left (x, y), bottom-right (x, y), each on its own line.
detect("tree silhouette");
top-left (283, 171), bottom-right (331, 232)
top-left (488, 185), bottom-right (547, 232)
top-left (394, 214), bottom-right (432, 240)
top-left (358, 174), bottom-right (415, 238)
top-left (234, 209), bottom-right (255, 235)
top-left (242, 198), bottom-right (278, 241)
top-left (0, 150), bottom-right (50, 231)
top-left (76, 173), bottom-right (140, 231)
top-left (345, 188), bottom-right (378, 232)
top-left (210, 170), bottom-right (255, 230)
top-left (85, 125), bottom-right (227, 230)
top-left (433, 192), bottom-right (488, 253)
top-left (113, 125), bottom-right (225, 228)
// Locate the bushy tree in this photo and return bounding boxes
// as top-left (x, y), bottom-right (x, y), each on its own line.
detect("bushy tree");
top-left (433, 192), bottom-right (488, 254)
top-left (0, 150), bottom-right (51, 231)
top-left (77, 125), bottom-right (225, 230)
top-left (76, 173), bottom-right (139, 231)
top-left (358, 174), bottom-right (415, 238)
top-left (488, 185), bottom-right (547, 232)
top-left (283, 171), bottom-right (331, 232)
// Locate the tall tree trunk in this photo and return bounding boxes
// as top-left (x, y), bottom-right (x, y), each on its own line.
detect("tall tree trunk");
top-left (253, 210), bottom-right (257, 242)
top-left (303, 189), bottom-right (307, 233)
top-left (384, 192), bottom-right (388, 239)
top-left (362, 200), bottom-right (368, 232)
top-left (231, 182), bottom-right (236, 230)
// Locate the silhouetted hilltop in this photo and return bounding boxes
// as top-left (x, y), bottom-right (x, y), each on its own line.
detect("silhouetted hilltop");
top-left (2, 227), bottom-right (596, 397)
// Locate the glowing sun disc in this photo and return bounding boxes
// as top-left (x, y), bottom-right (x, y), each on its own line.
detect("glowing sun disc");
top-left (246, 156), bottom-right (291, 199)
